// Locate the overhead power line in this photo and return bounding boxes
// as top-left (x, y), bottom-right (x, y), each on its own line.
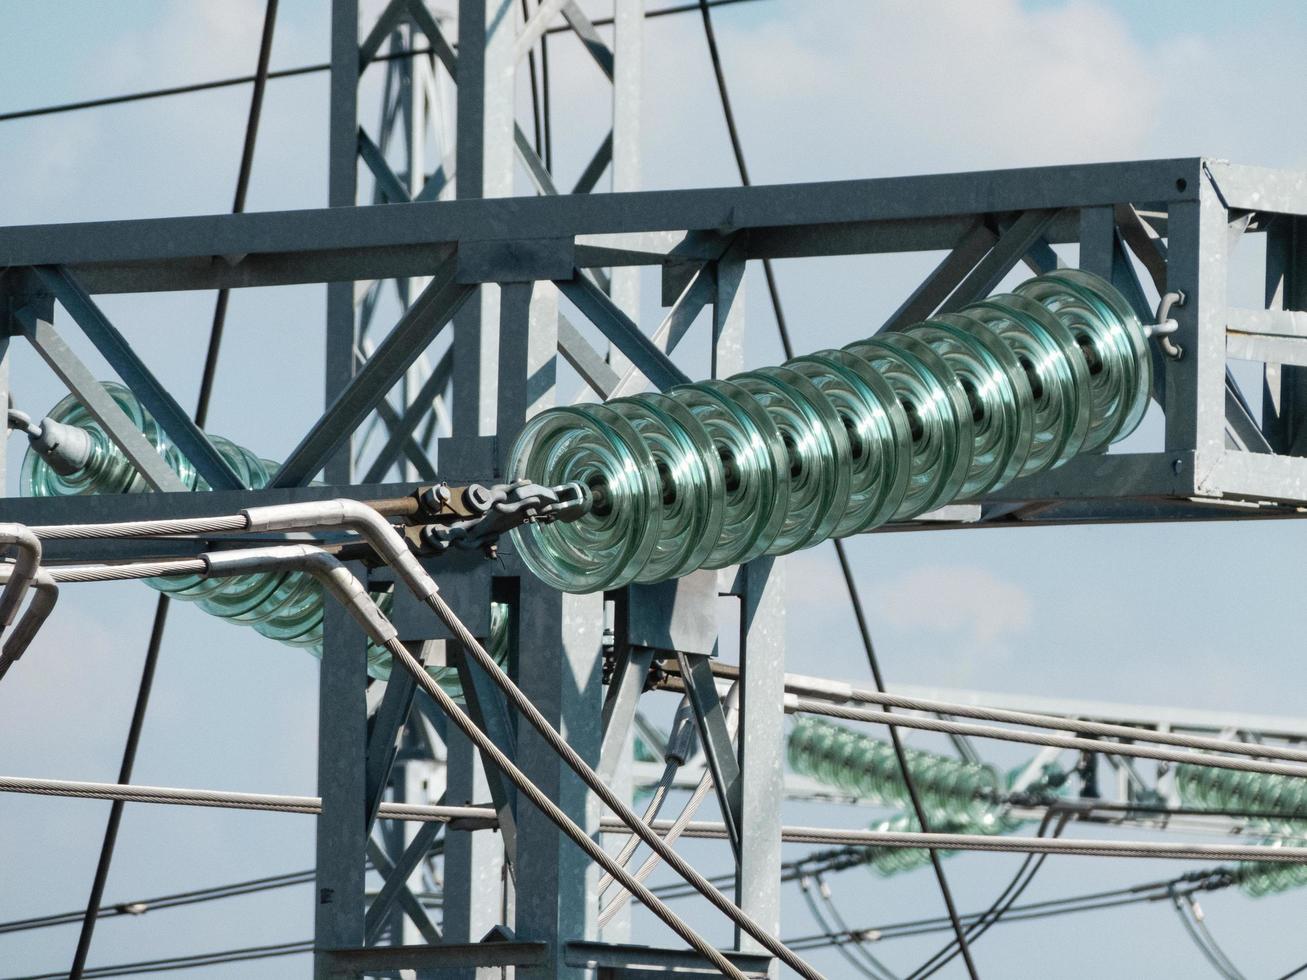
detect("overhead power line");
top-left (65, 5), bottom-right (281, 976)
top-left (783, 868), bottom-right (1235, 951)
top-left (7, 940), bottom-right (313, 980)
top-left (0, 0), bottom-right (764, 125)
top-left (0, 869), bottom-right (316, 937)
top-left (7, 869), bottom-right (1236, 979)
top-left (693, 0), bottom-right (977, 975)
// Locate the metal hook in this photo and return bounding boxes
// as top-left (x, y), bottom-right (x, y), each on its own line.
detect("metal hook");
top-left (1147, 290), bottom-right (1185, 359)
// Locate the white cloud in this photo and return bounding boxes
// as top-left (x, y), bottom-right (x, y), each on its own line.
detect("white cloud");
top-left (873, 563), bottom-right (1033, 652)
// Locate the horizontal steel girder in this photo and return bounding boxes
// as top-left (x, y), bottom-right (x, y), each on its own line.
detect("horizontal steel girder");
top-left (0, 158), bottom-right (1210, 294)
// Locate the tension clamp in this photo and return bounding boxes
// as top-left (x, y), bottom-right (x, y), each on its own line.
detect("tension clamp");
top-left (414, 479), bottom-right (589, 557)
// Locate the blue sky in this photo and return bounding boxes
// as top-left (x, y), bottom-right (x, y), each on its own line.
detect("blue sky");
top-left (2, 1), bottom-right (1307, 977)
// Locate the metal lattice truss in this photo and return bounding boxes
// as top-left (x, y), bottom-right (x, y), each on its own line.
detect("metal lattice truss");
top-left (5, 140), bottom-right (1307, 975)
top-left (5, 159), bottom-right (1307, 523)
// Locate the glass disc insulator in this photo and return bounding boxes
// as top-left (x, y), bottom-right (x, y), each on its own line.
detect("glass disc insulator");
top-left (901, 316), bottom-right (1034, 498)
top-left (508, 404), bottom-right (662, 592)
top-left (608, 392), bottom-right (726, 583)
top-left (19, 380), bottom-right (197, 498)
top-left (730, 366), bottom-right (851, 555)
top-left (844, 335), bottom-right (969, 520)
top-left (786, 350), bottom-right (912, 535)
top-left (668, 379), bottom-right (791, 569)
top-left (1017, 269), bottom-right (1152, 449)
top-left (961, 293), bottom-right (1091, 477)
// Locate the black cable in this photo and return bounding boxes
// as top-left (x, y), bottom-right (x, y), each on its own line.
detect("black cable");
top-left (695, 2), bottom-right (977, 970)
top-left (522, 0), bottom-right (544, 162)
top-left (0, 868), bottom-right (316, 936)
top-left (66, 599), bottom-right (170, 979)
top-left (1277, 960), bottom-right (1307, 980)
top-left (9, 941), bottom-right (313, 980)
top-left (908, 809), bottom-right (1059, 978)
top-left (65, 6), bottom-right (279, 976)
top-left (540, 19), bottom-right (553, 173)
top-left (194, 0), bottom-right (279, 430)
top-left (787, 886), bottom-right (1210, 950)
top-left (910, 809), bottom-right (1071, 980)
top-left (0, 0), bottom-right (765, 126)
top-left (797, 874), bottom-right (891, 980)
top-left (784, 868), bottom-right (1234, 949)
top-left (832, 538), bottom-right (981, 978)
top-left (1190, 903), bottom-right (1247, 980)
top-left (694, 0), bottom-right (793, 362)
top-left (815, 873), bottom-right (902, 980)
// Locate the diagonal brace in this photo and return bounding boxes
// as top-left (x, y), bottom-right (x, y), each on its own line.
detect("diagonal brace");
top-left (365, 831), bottom-right (443, 944)
top-left (561, 1), bottom-right (615, 80)
top-left (361, 347), bottom-right (452, 483)
top-left (557, 272), bottom-right (691, 392)
top-left (449, 646), bottom-right (520, 867)
top-left (938, 208), bottom-right (1061, 313)
top-left (271, 252), bottom-right (472, 487)
top-left (357, 128), bottom-right (410, 204)
top-left (35, 266), bottom-right (246, 490)
top-left (676, 652), bottom-right (743, 860)
top-left (881, 218), bottom-right (998, 332)
top-left (358, 0), bottom-right (411, 67)
top-left (365, 661), bottom-right (421, 827)
top-left (403, 0), bottom-right (459, 78)
top-left (16, 305), bottom-right (188, 492)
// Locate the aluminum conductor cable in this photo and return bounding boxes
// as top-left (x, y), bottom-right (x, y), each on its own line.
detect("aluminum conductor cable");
top-left (0, 567), bottom-right (58, 683)
top-left (420, 590), bottom-right (823, 978)
top-left (807, 686), bottom-right (1307, 766)
top-left (784, 698), bottom-right (1307, 782)
top-left (598, 684), bottom-right (741, 929)
top-left (28, 514), bottom-right (251, 539)
top-left (379, 637), bottom-right (752, 979)
top-left (596, 694), bottom-right (701, 900)
top-left (0, 523), bottom-right (42, 627)
top-left (288, 509), bottom-right (815, 977)
top-left (191, 543), bottom-right (752, 980)
top-left (115, 500), bottom-right (812, 975)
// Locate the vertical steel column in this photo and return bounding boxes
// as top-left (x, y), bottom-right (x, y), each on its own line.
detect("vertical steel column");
top-left (515, 578), bottom-right (604, 979)
top-left (732, 559), bottom-right (784, 978)
top-left (318, 6), bottom-right (366, 977)
top-left (712, 250), bottom-right (783, 976)
top-left (0, 272), bottom-right (19, 492)
top-left (441, 723), bottom-right (505, 963)
top-left (326, 0), bottom-right (360, 484)
top-left (1264, 217), bottom-right (1307, 453)
top-left (1078, 206), bottom-right (1116, 282)
top-left (314, 567), bottom-right (371, 978)
top-left (498, 276), bottom-right (602, 977)
top-left (453, 0), bottom-right (516, 437)
top-left (1165, 170), bottom-right (1229, 464)
top-left (444, 4), bottom-right (518, 954)
top-left (606, 0), bottom-right (644, 379)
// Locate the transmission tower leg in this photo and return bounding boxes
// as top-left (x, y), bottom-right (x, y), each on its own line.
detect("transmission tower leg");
top-left (452, 0), bottom-right (515, 439)
top-left (515, 577), bottom-right (605, 979)
top-left (731, 561), bottom-right (785, 978)
top-left (710, 238), bottom-right (785, 976)
top-left (315, 569), bottom-right (372, 979)
top-left (326, 0), bottom-right (360, 485)
top-left (442, 728), bottom-right (506, 955)
top-left (606, 0), bottom-right (645, 379)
